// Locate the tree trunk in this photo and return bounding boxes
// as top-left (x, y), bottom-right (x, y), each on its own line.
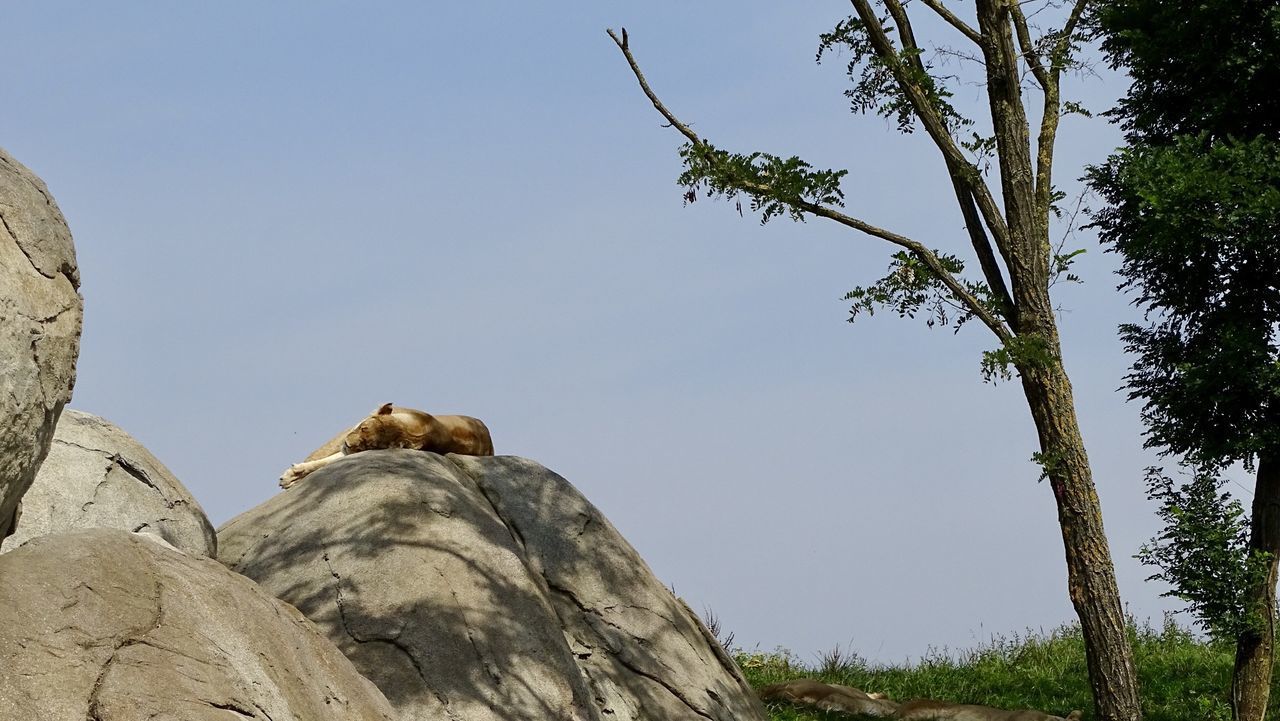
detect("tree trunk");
top-left (1018, 328), bottom-right (1143, 721)
top-left (1233, 455), bottom-right (1280, 721)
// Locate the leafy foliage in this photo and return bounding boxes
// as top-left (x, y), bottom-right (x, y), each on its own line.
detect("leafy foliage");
top-left (1137, 467), bottom-right (1271, 641)
top-left (843, 251), bottom-right (996, 332)
top-left (1090, 135), bottom-right (1280, 465)
top-left (1090, 1), bottom-right (1280, 713)
top-left (979, 334), bottom-right (1058, 384)
top-left (677, 142), bottom-right (848, 225)
top-left (1050, 247), bottom-right (1085, 285)
top-left (1092, 0), bottom-right (1280, 143)
top-left (817, 15), bottom-right (972, 135)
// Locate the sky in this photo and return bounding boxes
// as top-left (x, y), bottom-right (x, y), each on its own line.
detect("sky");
top-left (1, 2), bottom-right (1213, 663)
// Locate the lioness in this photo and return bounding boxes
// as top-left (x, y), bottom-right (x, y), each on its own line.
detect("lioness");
top-left (279, 403), bottom-right (493, 489)
top-left (894, 699), bottom-right (1082, 721)
top-left (759, 679), bottom-right (898, 717)
top-left (758, 680), bottom-right (1081, 721)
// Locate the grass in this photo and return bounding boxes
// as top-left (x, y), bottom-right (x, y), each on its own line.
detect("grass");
top-left (733, 617), bottom-right (1273, 720)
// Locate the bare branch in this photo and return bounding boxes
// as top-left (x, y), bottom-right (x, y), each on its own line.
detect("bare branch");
top-left (1010, 3), bottom-right (1050, 89)
top-left (607, 26), bottom-right (1013, 342)
top-left (606, 29), bottom-right (702, 148)
top-left (932, 45), bottom-right (988, 69)
top-left (919, 0), bottom-right (983, 45)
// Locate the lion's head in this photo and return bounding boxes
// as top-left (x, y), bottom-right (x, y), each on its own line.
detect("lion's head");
top-left (342, 403), bottom-right (405, 453)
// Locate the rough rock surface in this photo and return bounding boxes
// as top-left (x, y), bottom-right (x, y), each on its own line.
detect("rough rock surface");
top-left (1, 408), bottom-right (217, 556)
top-left (0, 529), bottom-right (397, 721)
top-left (219, 451), bottom-right (766, 721)
top-left (0, 147), bottom-right (83, 539)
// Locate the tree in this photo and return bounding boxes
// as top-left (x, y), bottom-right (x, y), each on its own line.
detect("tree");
top-left (1135, 466), bottom-right (1266, 643)
top-left (1088, 3), bottom-right (1280, 717)
top-left (608, 2), bottom-right (1143, 718)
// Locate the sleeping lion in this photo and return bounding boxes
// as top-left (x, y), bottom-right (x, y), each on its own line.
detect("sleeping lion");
top-left (758, 679), bottom-right (1082, 721)
top-left (279, 403), bottom-right (494, 489)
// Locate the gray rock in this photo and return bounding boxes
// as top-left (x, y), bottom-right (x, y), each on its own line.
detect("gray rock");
top-left (452, 454), bottom-right (766, 721)
top-left (1, 408), bottom-right (217, 556)
top-left (0, 529), bottom-right (397, 721)
top-left (219, 451), bottom-right (766, 721)
top-left (0, 147), bottom-right (83, 539)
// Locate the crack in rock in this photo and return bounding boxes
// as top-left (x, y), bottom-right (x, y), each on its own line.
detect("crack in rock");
top-left (10, 302), bottom-right (78, 326)
top-left (54, 438), bottom-right (115, 456)
top-left (252, 700), bottom-right (277, 721)
top-left (443, 456), bottom-right (529, 555)
top-left (321, 550), bottom-right (452, 718)
top-left (85, 543), bottom-right (165, 720)
top-left (111, 454), bottom-right (162, 494)
top-left (544, 580), bottom-right (714, 721)
top-left (203, 700), bottom-right (257, 719)
top-left (434, 565), bottom-right (502, 685)
top-left (0, 207), bottom-right (57, 281)
top-left (605, 651), bottom-right (715, 721)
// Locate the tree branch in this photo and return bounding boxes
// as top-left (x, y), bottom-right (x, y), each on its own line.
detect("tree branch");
top-left (1010, 3), bottom-right (1050, 89)
top-left (1053, 0), bottom-right (1091, 70)
top-left (883, 0), bottom-right (923, 59)
top-left (973, 0), bottom-right (1045, 293)
top-left (883, 0), bottom-right (1016, 322)
top-left (606, 27), bottom-right (1013, 343)
top-left (606, 28), bottom-right (701, 147)
top-left (1033, 69), bottom-right (1061, 223)
top-left (919, 0), bottom-right (983, 45)
top-left (1033, 0), bottom-right (1092, 227)
top-left (847, 0), bottom-right (1017, 290)
top-left (793, 197), bottom-right (1013, 341)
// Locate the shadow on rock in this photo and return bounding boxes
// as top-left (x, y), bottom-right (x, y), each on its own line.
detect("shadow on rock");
top-left (218, 450), bottom-right (765, 721)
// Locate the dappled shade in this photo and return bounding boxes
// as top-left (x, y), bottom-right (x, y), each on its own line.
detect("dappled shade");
top-left (218, 451), bottom-right (765, 721)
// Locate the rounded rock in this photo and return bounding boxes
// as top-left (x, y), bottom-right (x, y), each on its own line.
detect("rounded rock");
top-left (0, 147), bottom-right (83, 539)
top-left (1, 409), bottom-right (217, 557)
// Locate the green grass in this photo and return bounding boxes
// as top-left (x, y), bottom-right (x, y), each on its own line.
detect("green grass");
top-left (735, 618), bottom-right (1271, 720)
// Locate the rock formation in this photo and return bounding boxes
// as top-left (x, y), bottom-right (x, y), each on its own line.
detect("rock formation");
top-left (0, 147), bottom-right (83, 538)
top-left (0, 408), bottom-right (217, 556)
top-left (219, 451), bottom-right (767, 721)
top-left (0, 529), bottom-right (397, 721)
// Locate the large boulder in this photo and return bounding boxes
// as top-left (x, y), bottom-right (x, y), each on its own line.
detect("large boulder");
top-left (0, 147), bottom-right (83, 539)
top-left (0, 529), bottom-right (397, 721)
top-left (219, 451), bottom-right (766, 721)
top-left (0, 408), bottom-right (217, 556)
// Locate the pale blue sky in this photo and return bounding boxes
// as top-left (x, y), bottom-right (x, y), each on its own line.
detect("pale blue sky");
top-left (2, 2), bottom-right (1200, 662)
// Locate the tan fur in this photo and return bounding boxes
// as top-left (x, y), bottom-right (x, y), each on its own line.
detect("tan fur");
top-left (758, 680), bottom-right (1080, 721)
top-left (758, 679), bottom-right (898, 718)
top-left (894, 700), bottom-right (1082, 721)
top-left (280, 403), bottom-right (493, 489)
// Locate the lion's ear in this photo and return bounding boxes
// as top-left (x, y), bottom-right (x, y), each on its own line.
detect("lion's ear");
top-left (1065, 712), bottom-right (1082, 721)
top-left (377, 403), bottom-right (394, 415)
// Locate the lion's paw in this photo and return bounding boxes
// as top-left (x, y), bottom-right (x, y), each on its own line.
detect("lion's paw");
top-left (279, 465), bottom-right (305, 489)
